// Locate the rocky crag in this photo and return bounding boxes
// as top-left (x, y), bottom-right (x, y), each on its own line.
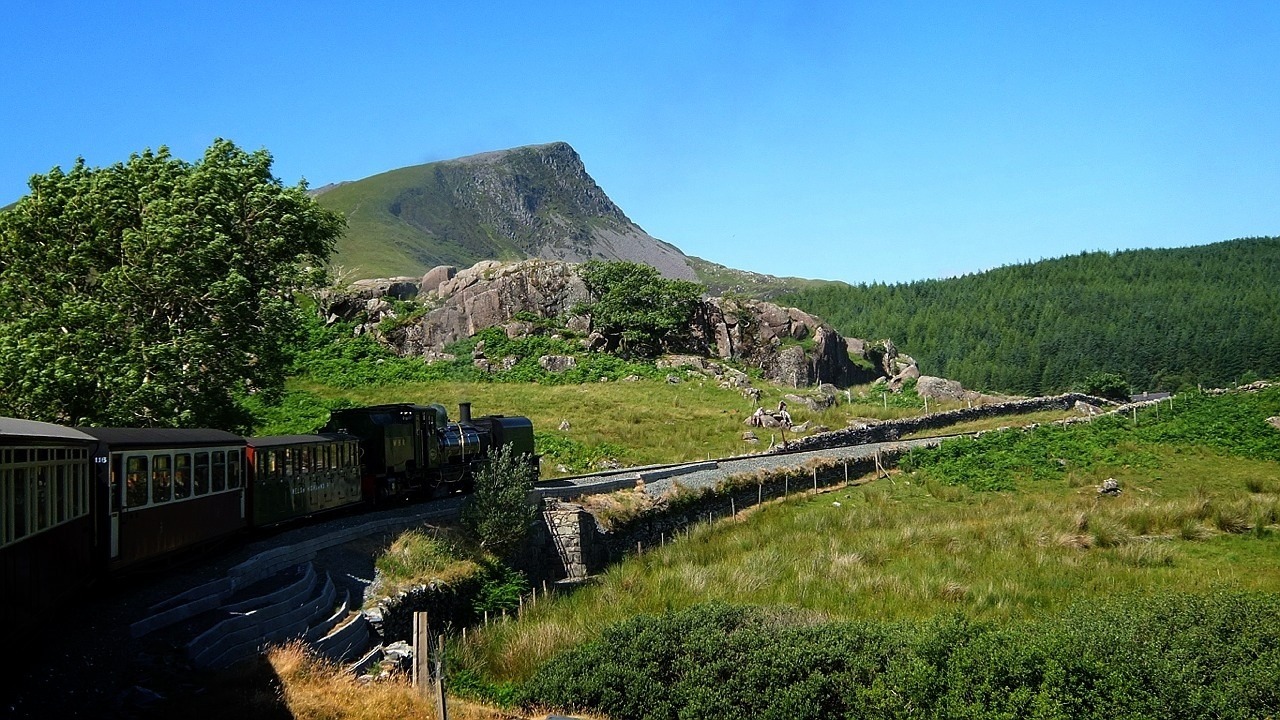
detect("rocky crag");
top-left (321, 260), bottom-right (923, 391)
top-left (314, 142), bottom-right (698, 281)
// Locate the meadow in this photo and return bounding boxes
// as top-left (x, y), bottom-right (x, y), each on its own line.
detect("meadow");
top-left (447, 388), bottom-right (1280, 718)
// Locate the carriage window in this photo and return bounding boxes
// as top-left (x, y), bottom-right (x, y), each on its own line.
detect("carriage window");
top-left (282, 448), bottom-right (294, 477)
top-left (35, 466), bottom-right (50, 531)
top-left (227, 450), bottom-right (241, 488)
top-left (194, 452), bottom-right (210, 495)
top-left (13, 469), bottom-right (26, 539)
top-left (174, 454), bottom-right (192, 499)
top-left (126, 456), bottom-right (149, 507)
top-left (152, 455), bottom-right (172, 504)
top-left (212, 451), bottom-right (226, 492)
top-left (1, 468), bottom-right (8, 544)
top-left (55, 465), bottom-right (67, 523)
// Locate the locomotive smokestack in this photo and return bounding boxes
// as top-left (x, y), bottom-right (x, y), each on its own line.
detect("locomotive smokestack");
top-left (459, 402), bottom-right (472, 422)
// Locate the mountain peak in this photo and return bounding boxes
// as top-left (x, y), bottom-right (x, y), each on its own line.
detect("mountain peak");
top-left (317, 143), bottom-right (696, 281)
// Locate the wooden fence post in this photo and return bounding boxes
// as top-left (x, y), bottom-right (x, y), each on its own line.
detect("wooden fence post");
top-left (434, 633), bottom-right (448, 720)
top-left (413, 612), bottom-right (430, 699)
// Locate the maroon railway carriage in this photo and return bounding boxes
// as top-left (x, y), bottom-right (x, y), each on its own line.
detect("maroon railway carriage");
top-left (0, 418), bottom-right (97, 612)
top-left (79, 427), bottom-right (248, 571)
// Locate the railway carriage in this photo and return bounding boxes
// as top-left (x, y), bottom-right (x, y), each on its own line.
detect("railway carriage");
top-left (245, 433), bottom-right (363, 527)
top-left (3, 401), bottom-right (536, 611)
top-left (80, 427), bottom-right (248, 571)
top-left (0, 418), bottom-right (97, 610)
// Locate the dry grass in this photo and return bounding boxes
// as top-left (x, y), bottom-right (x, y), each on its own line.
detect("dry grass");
top-left (268, 642), bottom-right (525, 720)
top-left (578, 486), bottom-right (656, 529)
top-left (371, 528), bottom-right (483, 602)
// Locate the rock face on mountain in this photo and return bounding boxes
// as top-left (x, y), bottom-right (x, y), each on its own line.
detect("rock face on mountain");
top-left (315, 142), bottom-right (698, 281)
top-left (323, 260), bottom-right (917, 389)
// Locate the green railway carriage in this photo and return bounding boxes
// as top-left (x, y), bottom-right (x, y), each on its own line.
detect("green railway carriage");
top-left (244, 433), bottom-right (363, 527)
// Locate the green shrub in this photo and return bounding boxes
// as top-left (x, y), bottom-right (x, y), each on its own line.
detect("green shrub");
top-left (461, 444), bottom-right (538, 557)
top-left (517, 594), bottom-right (1280, 719)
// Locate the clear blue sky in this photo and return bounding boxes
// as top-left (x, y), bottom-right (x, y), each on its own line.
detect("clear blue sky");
top-left (3, 1), bottom-right (1277, 284)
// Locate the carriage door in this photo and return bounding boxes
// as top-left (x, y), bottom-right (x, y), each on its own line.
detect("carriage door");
top-left (107, 453), bottom-right (122, 559)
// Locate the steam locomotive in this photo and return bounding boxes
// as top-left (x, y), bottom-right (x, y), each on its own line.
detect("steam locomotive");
top-left (0, 403), bottom-right (535, 612)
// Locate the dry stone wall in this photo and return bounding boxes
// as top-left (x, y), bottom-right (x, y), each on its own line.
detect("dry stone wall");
top-left (778, 393), bottom-right (1113, 454)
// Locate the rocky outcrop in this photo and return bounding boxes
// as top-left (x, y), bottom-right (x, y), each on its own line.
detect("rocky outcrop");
top-left (391, 260), bottom-right (589, 356)
top-left (323, 259), bottom-right (909, 389)
top-left (915, 375), bottom-right (1002, 404)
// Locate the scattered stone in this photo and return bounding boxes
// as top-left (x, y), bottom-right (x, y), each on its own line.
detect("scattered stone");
top-left (742, 431), bottom-right (758, 442)
top-left (1099, 478), bottom-right (1121, 496)
top-left (622, 374), bottom-right (641, 382)
top-left (665, 374), bottom-right (681, 384)
top-left (504, 320), bottom-right (534, 339)
top-left (539, 355), bottom-right (577, 372)
top-left (499, 356), bottom-right (519, 371)
top-left (559, 419), bottom-right (571, 431)
top-left (657, 354), bottom-right (706, 370)
top-left (382, 641), bottom-right (413, 672)
top-left (473, 359), bottom-right (492, 372)
top-left (1267, 416), bottom-right (1280, 431)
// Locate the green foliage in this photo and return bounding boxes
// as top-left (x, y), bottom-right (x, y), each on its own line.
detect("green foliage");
top-left (1080, 371), bottom-right (1130, 400)
top-left (472, 559), bottom-right (531, 614)
top-left (534, 431), bottom-right (628, 473)
top-left (0, 140), bottom-right (343, 430)
top-left (289, 314), bottom-right (663, 389)
top-left (902, 387), bottom-right (1280, 491)
top-left (780, 238), bottom-right (1280, 395)
top-left (575, 260), bottom-right (703, 357)
top-left (518, 594), bottom-right (1280, 720)
top-left (461, 443), bottom-right (538, 557)
top-left (239, 389), bottom-right (355, 436)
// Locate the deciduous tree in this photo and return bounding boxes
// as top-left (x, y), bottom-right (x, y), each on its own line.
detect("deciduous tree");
top-left (0, 140), bottom-right (344, 429)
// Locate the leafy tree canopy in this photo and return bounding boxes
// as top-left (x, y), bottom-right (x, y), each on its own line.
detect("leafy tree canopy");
top-left (0, 140), bottom-right (344, 430)
top-left (575, 260), bottom-right (703, 357)
top-left (1079, 371), bottom-right (1130, 401)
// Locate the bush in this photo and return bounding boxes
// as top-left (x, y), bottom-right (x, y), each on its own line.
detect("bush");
top-left (517, 594), bottom-right (1280, 719)
top-left (461, 444), bottom-right (538, 557)
top-left (1080, 371), bottom-right (1130, 401)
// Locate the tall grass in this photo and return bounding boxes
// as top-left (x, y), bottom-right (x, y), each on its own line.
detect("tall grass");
top-left (457, 447), bottom-right (1280, 682)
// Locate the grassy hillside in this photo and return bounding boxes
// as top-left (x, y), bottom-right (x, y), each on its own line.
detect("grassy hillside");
top-left (314, 142), bottom-right (694, 280)
top-left (454, 387), bottom-right (1280, 718)
top-left (315, 158), bottom-right (534, 278)
top-left (688, 256), bottom-right (835, 299)
top-left (779, 237), bottom-right (1280, 396)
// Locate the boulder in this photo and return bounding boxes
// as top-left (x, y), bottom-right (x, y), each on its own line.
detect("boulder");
top-left (657, 355), bottom-right (706, 370)
top-left (538, 355), bottom-right (577, 372)
top-left (419, 265), bottom-right (456, 295)
top-left (1268, 416), bottom-right (1280, 431)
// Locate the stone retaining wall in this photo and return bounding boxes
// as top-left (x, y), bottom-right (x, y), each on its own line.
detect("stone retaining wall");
top-left (549, 453), bottom-right (894, 577)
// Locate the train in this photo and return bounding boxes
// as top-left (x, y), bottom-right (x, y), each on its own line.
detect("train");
top-left (0, 402), bottom-right (536, 613)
